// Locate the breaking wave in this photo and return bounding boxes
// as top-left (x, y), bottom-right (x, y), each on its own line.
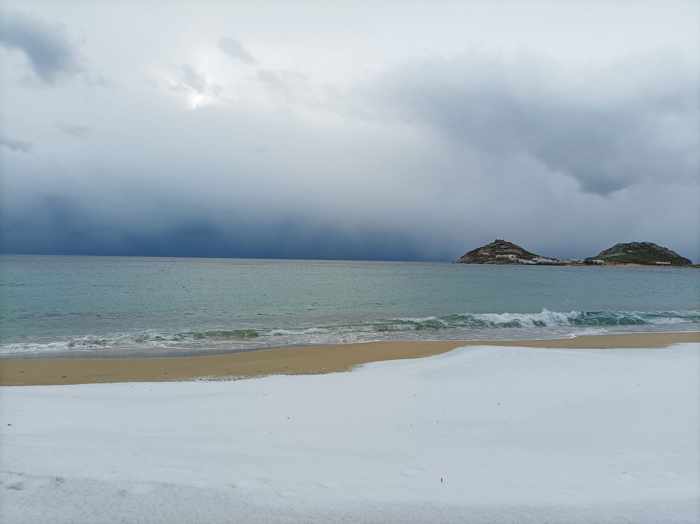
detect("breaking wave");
top-left (376, 309), bottom-right (700, 331)
top-left (1, 309), bottom-right (698, 355)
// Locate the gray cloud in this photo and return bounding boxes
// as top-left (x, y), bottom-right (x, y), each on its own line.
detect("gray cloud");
top-left (356, 55), bottom-right (699, 195)
top-left (0, 136), bottom-right (32, 153)
top-left (2, 74), bottom-right (697, 262)
top-left (0, 10), bottom-right (80, 83)
top-left (1, 3), bottom-right (698, 262)
top-left (178, 64), bottom-right (206, 93)
top-left (57, 122), bottom-right (90, 139)
top-left (217, 37), bottom-right (256, 65)
top-left (0, 195), bottom-right (427, 260)
top-left (171, 64), bottom-right (221, 98)
top-left (256, 69), bottom-right (319, 105)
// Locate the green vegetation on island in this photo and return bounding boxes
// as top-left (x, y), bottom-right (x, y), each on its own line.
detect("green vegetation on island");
top-left (457, 240), bottom-right (694, 266)
top-left (457, 239), bottom-right (563, 265)
top-left (584, 242), bottom-right (692, 266)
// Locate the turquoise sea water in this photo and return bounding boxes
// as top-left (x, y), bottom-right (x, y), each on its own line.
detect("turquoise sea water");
top-left (1, 255), bottom-right (698, 356)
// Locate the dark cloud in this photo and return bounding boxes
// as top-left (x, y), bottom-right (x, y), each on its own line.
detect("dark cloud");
top-left (217, 37), bottom-right (256, 65)
top-left (0, 10), bottom-right (80, 83)
top-left (0, 195), bottom-right (430, 261)
top-left (0, 23), bottom-right (697, 262)
top-left (358, 56), bottom-right (699, 195)
top-left (57, 122), bottom-right (90, 139)
top-left (0, 136), bottom-right (32, 153)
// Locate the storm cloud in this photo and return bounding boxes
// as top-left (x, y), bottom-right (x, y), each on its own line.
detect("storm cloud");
top-left (0, 10), bottom-right (80, 83)
top-left (355, 55), bottom-right (699, 195)
top-left (1, 2), bottom-right (698, 262)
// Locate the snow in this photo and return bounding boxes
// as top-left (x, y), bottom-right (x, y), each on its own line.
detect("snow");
top-left (1, 344), bottom-right (699, 523)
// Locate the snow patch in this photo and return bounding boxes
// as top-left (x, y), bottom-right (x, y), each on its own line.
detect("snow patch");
top-left (1, 343), bottom-right (698, 523)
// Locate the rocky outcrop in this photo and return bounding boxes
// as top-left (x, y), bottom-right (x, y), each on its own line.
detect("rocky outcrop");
top-left (585, 242), bottom-right (692, 266)
top-left (457, 239), bottom-right (562, 265)
top-left (457, 239), bottom-right (693, 266)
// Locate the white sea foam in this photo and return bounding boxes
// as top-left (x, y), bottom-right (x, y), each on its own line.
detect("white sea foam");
top-left (268, 327), bottom-right (329, 336)
top-left (390, 309), bottom-right (700, 329)
top-left (472, 309), bottom-right (578, 326)
top-left (1, 309), bottom-right (698, 356)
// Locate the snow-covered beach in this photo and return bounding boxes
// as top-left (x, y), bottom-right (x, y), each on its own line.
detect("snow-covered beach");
top-left (1, 342), bottom-right (698, 523)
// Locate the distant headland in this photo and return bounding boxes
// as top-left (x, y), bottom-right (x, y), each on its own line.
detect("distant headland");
top-left (457, 239), bottom-right (695, 267)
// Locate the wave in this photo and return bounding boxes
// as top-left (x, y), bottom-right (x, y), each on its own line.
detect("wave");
top-left (1, 309), bottom-right (698, 355)
top-left (376, 309), bottom-right (700, 331)
top-left (0, 329), bottom-right (264, 355)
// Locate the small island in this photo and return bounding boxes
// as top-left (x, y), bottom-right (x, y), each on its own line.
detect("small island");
top-left (457, 239), bottom-right (565, 265)
top-left (457, 239), bottom-right (694, 266)
top-left (584, 242), bottom-right (692, 266)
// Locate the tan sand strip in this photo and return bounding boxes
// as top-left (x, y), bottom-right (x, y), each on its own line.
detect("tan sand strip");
top-left (1, 332), bottom-right (698, 386)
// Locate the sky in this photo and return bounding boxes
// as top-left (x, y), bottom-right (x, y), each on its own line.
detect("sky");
top-left (1, 1), bottom-right (699, 261)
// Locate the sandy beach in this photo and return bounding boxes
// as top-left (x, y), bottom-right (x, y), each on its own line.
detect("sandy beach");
top-left (1, 331), bottom-right (697, 386)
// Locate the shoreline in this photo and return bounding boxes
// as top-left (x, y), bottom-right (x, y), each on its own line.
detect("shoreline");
top-left (1, 331), bottom-right (698, 386)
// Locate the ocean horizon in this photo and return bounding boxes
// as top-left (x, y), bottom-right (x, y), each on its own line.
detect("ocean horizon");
top-left (2, 254), bottom-right (698, 357)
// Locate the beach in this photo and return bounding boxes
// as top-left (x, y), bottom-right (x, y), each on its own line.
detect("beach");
top-left (3, 1), bottom-right (698, 520)
top-left (1, 335), bottom-right (698, 523)
top-left (1, 331), bottom-right (698, 386)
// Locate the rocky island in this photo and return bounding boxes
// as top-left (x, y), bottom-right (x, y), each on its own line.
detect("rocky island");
top-left (584, 242), bottom-right (692, 266)
top-left (457, 239), bottom-right (694, 266)
top-left (457, 239), bottom-right (564, 265)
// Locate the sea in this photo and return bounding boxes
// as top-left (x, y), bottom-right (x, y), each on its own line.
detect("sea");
top-left (1, 255), bottom-right (698, 357)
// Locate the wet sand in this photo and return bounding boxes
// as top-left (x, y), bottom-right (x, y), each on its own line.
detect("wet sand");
top-left (1, 331), bottom-right (698, 386)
